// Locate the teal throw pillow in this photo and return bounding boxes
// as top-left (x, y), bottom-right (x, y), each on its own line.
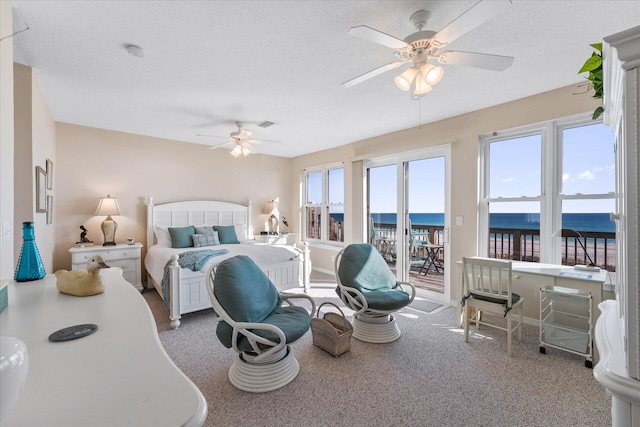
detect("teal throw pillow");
top-left (213, 225), bottom-right (240, 244)
top-left (169, 226), bottom-right (195, 248)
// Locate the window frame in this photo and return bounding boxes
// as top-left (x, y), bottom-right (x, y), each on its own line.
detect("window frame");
top-left (302, 164), bottom-right (345, 246)
top-left (479, 113), bottom-right (615, 265)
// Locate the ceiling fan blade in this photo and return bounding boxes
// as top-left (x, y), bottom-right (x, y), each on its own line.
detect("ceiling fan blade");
top-left (342, 61), bottom-right (405, 88)
top-left (238, 129), bottom-right (252, 139)
top-left (436, 51), bottom-right (514, 71)
top-left (207, 141), bottom-right (233, 149)
top-left (247, 138), bottom-right (281, 144)
top-left (196, 133), bottom-right (228, 139)
top-left (431, 0), bottom-right (511, 48)
top-left (347, 25), bottom-right (408, 49)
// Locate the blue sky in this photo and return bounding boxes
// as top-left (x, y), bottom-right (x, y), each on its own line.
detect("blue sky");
top-left (370, 157), bottom-right (445, 213)
top-left (490, 123), bottom-right (615, 213)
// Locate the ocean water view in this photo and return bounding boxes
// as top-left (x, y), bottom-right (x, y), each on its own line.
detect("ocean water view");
top-left (363, 212), bottom-right (615, 233)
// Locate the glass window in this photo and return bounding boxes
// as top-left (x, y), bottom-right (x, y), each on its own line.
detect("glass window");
top-left (306, 171), bottom-right (322, 204)
top-left (304, 166), bottom-right (345, 244)
top-left (558, 122), bottom-right (616, 269)
top-left (562, 123), bottom-right (615, 196)
top-left (489, 134), bottom-right (541, 198)
top-left (488, 201), bottom-right (541, 262)
top-left (480, 117), bottom-right (616, 272)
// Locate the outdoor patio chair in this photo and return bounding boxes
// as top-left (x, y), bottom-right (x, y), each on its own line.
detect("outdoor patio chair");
top-left (461, 256), bottom-right (524, 356)
top-left (369, 216), bottom-right (396, 262)
top-left (335, 243), bottom-right (416, 343)
top-left (206, 255), bottom-right (316, 392)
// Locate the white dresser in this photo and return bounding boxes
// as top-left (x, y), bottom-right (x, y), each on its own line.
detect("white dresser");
top-left (69, 243), bottom-right (143, 291)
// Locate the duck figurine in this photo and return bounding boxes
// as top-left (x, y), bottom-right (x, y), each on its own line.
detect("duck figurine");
top-left (55, 255), bottom-right (110, 296)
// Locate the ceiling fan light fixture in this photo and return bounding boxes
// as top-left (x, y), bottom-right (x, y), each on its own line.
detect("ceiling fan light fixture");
top-left (394, 66), bottom-right (418, 91)
top-left (421, 63), bottom-right (444, 86)
top-left (414, 73), bottom-right (433, 95)
top-left (230, 144), bottom-right (243, 157)
top-left (240, 145), bottom-right (251, 157)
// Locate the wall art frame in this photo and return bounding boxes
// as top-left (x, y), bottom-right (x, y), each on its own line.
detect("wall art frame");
top-left (36, 166), bottom-right (46, 213)
top-left (46, 158), bottom-right (53, 190)
top-left (46, 195), bottom-right (53, 224)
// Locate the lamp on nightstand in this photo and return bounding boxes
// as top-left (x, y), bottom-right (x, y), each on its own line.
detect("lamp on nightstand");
top-left (95, 195), bottom-right (121, 246)
top-left (265, 199), bottom-right (279, 235)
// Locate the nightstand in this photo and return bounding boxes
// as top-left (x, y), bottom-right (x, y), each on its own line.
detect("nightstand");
top-left (69, 243), bottom-right (143, 291)
top-left (253, 234), bottom-right (297, 246)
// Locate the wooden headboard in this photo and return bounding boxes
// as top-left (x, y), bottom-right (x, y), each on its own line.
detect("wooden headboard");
top-left (146, 198), bottom-right (253, 249)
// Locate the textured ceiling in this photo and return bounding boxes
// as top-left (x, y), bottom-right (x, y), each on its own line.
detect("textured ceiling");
top-left (9, 1), bottom-right (640, 158)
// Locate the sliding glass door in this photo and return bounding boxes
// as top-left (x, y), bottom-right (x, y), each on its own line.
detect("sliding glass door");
top-left (366, 145), bottom-right (450, 303)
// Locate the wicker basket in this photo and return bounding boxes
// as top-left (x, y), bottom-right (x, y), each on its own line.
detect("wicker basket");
top-left (311, 302), bottom-right (353, 357)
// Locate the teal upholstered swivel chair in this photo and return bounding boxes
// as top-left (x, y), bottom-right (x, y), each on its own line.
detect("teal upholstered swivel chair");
top-left (206, 255), bottom-right (315, 393)
top-left (334, 244), bottom-right (416, 343)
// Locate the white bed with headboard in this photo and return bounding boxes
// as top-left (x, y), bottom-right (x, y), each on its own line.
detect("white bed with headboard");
top-left (145, 197), bottom-right (310, 329)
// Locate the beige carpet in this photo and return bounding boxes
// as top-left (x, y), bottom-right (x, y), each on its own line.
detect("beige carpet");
top-left (142, 274), bottom-right (611, 427)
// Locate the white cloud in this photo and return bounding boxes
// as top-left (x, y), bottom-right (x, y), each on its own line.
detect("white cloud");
top-left (562, 173), bottom-right (571, 182)
top-left (502, 177), bottom-right (514, 183)
top-left (578, 170), bottom-right (595, 180)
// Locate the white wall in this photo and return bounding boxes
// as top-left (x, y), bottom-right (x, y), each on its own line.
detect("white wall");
top-left (54, 123), bottom-right (294, 277)
top-left (0, 0), bottom-right (14, 281)
top-left (13, 64), bottom-right (56, 273)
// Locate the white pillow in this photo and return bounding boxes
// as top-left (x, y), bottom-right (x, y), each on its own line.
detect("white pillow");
top-left (234, 224), bottom-right (247, 242)
top-left (154, 226), bottom-right (171, 247)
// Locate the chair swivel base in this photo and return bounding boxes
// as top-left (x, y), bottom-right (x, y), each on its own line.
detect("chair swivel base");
top-left (352, 313), bottom-right (401, 343)
top-left (228, 346), bottom-right (299, 393)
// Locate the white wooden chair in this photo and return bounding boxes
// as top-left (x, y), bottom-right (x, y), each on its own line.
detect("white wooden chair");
top-left (461, 256), bottom-right (524, 356)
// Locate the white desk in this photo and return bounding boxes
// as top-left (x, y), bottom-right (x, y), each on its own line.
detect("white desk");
top-left (458, 260), bottom-right (611, 362)
top-left (0, 268), bottom-right (207, 426)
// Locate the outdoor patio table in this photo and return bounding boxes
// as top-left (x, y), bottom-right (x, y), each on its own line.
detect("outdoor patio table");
top-left (417, 242), bottom-right (443, 275)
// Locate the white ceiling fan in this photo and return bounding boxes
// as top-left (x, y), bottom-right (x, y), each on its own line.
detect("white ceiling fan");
top-left (342, 0), bottom-right (515, 99)
top-left (197, 121), bottom-right (279, 157)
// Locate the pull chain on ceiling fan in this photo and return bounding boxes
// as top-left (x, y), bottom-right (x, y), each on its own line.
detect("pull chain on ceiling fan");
top-left (342, 0), bottom-right (515, 100)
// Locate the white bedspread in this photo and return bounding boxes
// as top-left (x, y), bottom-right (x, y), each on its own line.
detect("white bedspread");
top-left (144, 242), bottom-right (301, 287)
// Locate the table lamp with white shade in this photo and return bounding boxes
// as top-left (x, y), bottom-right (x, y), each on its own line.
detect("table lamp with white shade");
top-left (94, 195), bottom-right (121, 246)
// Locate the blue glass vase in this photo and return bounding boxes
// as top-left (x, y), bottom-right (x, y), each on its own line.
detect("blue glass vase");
top-left (14, 222), bottom-right (46, 282)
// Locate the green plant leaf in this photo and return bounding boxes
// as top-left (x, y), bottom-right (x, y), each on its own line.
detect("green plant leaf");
top-left (592, 106), bottom-right (604, 120)
top-left (592, 82), bottom-right (603, 97)
top-left (577, 42), bottom-right (605, 120)
top-left (579, 55), bottom-right (602, 73)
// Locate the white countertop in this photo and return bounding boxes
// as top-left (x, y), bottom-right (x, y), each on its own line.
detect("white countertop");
top-left (510, 261), bottom-right (609, 283)
top-left (0, 268), bottom-right (207, 426)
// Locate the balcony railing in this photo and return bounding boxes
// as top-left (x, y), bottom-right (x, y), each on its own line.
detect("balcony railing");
top-left (371, 222), bottom-right (616, 272)
top-left (489, 228), bottom-right (616, 271)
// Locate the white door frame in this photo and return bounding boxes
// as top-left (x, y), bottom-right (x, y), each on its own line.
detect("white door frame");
top-left (364, 144), bottom-right (451, 304)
